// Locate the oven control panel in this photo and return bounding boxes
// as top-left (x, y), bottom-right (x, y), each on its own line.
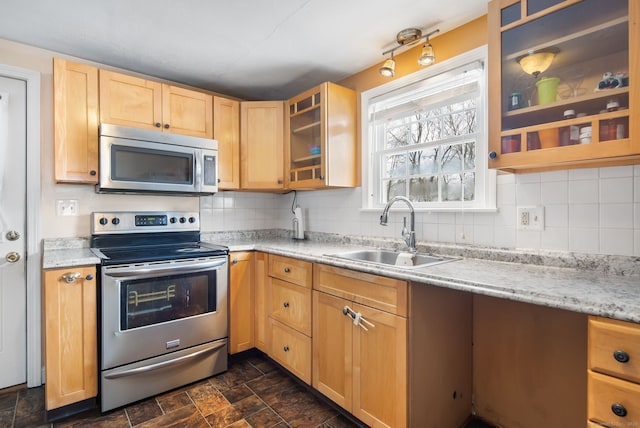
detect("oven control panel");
top-left (92, 211), bottom-right (200, 234)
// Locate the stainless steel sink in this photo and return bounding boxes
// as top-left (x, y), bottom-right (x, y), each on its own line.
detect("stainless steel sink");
top-left (326, 249), bottom-right (458, 269)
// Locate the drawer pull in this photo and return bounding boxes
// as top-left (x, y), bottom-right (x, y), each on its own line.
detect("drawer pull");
top-left (283, 302), bottom-right (290, 308)
top-left (611, 403), bottom-right (627, 417)
top-left (283, 346), bottom-right (290, 352)
top-left (613, 350), bottom-right (630, 363)
top-left (284, 267), bottom-right (290, 273)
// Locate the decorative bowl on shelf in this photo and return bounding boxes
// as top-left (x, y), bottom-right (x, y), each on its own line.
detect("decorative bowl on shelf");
top-left (310, 146), bottom-right (321, 155)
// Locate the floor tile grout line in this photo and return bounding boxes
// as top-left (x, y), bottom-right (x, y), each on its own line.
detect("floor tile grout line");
top-left (243, 377), bottom-right (290, 428)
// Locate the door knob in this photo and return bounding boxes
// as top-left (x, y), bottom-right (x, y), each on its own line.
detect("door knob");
top-left (5, 252), bottom-right (20, 263)
top-left (5, 230), bottom-right (20, 241)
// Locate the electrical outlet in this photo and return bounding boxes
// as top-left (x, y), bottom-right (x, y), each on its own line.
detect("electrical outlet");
top-left (56, 199), bottom-right (79, 216)
top-left (517, 206), bottom-right (544, 231)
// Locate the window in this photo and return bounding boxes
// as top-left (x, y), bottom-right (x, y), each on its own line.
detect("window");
top-left (362, 46), bottom-right (495, 211)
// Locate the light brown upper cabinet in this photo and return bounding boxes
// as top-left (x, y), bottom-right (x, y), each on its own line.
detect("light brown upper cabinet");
top-left (53, 58), bottom-right (99, 183)
top-left (488, 0), bottom-right (639, 172)
top-left (286, 82), bottom-right (358, 189)
top-left (214, 96), bottom-right (240, 190)
top-left (99, 70), bottom-right (213, 138)
top-left (240, 101), bottom-right (285, 190)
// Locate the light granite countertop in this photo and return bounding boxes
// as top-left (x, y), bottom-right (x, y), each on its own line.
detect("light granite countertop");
top-left (42, 233), bottom-right (640, 323)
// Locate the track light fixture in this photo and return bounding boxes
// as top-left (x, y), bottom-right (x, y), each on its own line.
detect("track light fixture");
top-left (379, 28), bottom-right (440, 77)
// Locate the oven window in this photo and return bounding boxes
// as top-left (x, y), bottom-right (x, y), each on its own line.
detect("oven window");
top-left (112, 145), bottom-right (193, 184)
top-left (120, 270), bottom-right (216, 330)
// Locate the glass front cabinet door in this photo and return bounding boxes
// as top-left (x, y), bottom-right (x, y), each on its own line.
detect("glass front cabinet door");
top-left (488, 0), bottom-right (639, 171)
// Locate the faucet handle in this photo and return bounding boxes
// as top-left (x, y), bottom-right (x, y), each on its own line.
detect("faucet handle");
top-left (401, 216), bottom-right (408, 234)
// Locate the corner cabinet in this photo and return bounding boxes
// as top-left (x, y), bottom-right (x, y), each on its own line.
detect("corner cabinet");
top-left (99, 69), bottom-right (213, 138)
top-left (53, 58), bottom-right (99, 183)
top-left (44, 266), bottom-right (97, 411)
top-left (488, 0), bottom-right (639, 172)
top-left (240, 101), bottom-right (285, 191)
top-left (229, 252), bottom-right (254, 354)
top-left (286, 82), bottom-right (358, 189)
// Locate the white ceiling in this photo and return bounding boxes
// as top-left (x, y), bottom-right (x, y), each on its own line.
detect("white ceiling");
top-left (0, 0), bottom-right (488, 100)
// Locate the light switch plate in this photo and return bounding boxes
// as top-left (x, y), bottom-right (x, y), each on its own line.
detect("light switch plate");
top-left (56, 199), bottom-right (79, 216)
top-left (517, 206), bottom-right (544, 231)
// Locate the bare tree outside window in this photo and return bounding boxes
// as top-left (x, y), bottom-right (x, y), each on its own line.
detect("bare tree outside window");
top-left (380, 98), bottom-right (477, 204)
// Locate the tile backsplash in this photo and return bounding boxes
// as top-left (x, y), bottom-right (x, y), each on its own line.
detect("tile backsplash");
top-left (200, 165), bottom-right (640, 257)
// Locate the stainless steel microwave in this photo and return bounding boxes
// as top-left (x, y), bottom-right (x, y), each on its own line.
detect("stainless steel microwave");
top-left (97, 124), bottom-right (218, 195)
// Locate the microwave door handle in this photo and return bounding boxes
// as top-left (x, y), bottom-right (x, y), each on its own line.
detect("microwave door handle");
top-left (105, 259), bottom-right (226, 278)
top-left (194, 150), bottom-right (203, 192)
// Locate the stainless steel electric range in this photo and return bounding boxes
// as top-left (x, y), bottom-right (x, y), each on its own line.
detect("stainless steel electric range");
top-left (90, 211), bottom-right (229, 412)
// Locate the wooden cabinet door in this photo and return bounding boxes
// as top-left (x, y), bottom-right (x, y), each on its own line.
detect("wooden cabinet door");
top-left (214, 96), bottom-right (240, 189)
top-left (53, 58), bottom-right (99, 183)
top-left (44, 266), bottom-right (97, 410)
top-left (254, 252), bottom-right (270, 353)
top-left (162, 84), bottom-right (213, 138)
top-left (353, 302), bottom-right (407, 428)
top-left (229, 252), bottom-right (254, 354)
top-left (240, 101), bottom-right (284, 190)
top-left (312, 290), bottom-right (352, 410)
top-left (99, 69), bottom-right (162, 131)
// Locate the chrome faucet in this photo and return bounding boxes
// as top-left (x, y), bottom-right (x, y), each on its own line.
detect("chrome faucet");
top-left (379, 196), bottom-right (416, 253)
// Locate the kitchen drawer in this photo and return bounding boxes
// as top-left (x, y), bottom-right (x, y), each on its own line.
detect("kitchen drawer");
top-left (313, 264), bottom-right (408, 316)
top-left (588, 370), bottom-right (640, 427)
top-left (589, 316), bottom-right (640, 383)
top-left (270, 319), bottom-right (311, 384)
top-left (271, 278), bottom-right (311, 336)
top-left (269, 254), bottom-right (312, 288)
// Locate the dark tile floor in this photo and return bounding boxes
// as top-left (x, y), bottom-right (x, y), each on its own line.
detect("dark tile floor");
top-left (1, 354), bottom-right (358, 428)
top-left (0, 353), bottom-right (494, 428)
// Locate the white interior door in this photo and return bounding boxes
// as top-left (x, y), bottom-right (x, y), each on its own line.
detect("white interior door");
top-left (0, 75), bottom-right (27, 389)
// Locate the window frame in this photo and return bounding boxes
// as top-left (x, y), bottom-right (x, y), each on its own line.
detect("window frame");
top-left (361, 45), bottom-right (496, 212)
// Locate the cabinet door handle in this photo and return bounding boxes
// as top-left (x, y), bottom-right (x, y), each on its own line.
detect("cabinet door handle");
top-left (613, 350), bottom-right (630, 363)
top-left (488, 151), bottom-right (497, 159)
top-left (89, 170), bottom-right (97, 176)
top-left (284, 267), bottom-right (290, 273)
top-left (155, 122), bottom-right (162, 128)
top-left (164, 123), bottom-right (170, 129)
top-left (283, 346), bottom-right (290, 352)
top-left (61, 272), bottom-right (81, 283)
top-left (232, 259), bottom-right (238, 264)
top-left (283, 302), bottom-right (289, 308)
top-left (85, 274), bottom-right (94, 281)
top-left (611, 403), bottom-right (627, 417)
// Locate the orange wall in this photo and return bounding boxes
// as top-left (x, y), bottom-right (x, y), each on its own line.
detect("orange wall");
top-left (338, 15), bottom-right (488, 94)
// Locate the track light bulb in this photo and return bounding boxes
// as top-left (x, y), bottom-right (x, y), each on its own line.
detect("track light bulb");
top-left (418, 43), bottom-right (435, 66)
top-left (380, 57), bottom-right (395, 77)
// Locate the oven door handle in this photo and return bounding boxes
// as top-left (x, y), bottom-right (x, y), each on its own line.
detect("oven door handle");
top-left (104, 259), bottom-right (227, 278)
top-left (103, 341), bottom-right (226, 380)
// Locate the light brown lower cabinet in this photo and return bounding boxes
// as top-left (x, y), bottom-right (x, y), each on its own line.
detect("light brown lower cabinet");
top-left (254, 252), bottom-right (270, 353)
top-left (44, 266), bottom-right (97, 411)
top-left (588, 316), bottom-right (640, 427)
top-left (312, 263), bottom-right (473, 428)
top-left (229, 252), bottom-right (254, 354)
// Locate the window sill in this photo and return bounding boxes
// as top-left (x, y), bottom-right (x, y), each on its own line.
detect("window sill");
top-left (359, 206), bottom-right (498, 213)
